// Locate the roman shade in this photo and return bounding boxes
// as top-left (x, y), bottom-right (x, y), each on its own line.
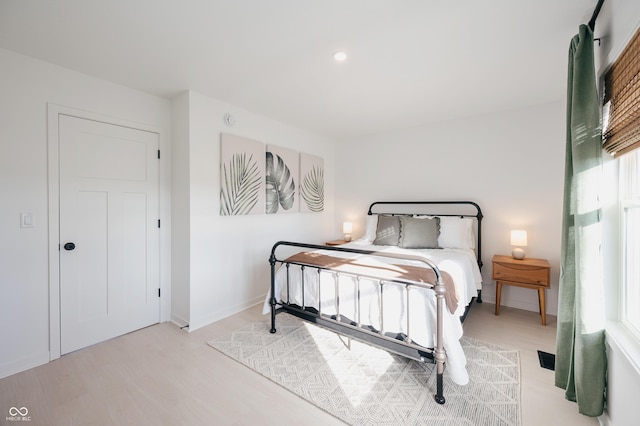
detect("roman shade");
top-left (602, 26), bottom-right (640, 156)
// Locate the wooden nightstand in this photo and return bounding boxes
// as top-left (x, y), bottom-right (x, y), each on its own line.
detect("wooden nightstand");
top-left (492, 255), bottom-right (551, 325)
top-left (325, 239), bottom-right (349, 246)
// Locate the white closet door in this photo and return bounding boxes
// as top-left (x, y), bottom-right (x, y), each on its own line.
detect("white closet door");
top-left (59, 114), bottom-right (160, 354)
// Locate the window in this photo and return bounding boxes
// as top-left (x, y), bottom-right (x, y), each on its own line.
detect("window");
top-left (620, 150), bottom-right (640, 335)
top-left (603, 24), bottom-right (640, 339)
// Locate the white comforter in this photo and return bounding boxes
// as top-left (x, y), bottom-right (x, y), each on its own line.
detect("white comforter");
top-left (263, 241), bottom-right (482, 385)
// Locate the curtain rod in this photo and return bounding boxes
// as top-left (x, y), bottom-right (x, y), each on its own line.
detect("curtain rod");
top-left (588, 0), bottom-right (605, 31)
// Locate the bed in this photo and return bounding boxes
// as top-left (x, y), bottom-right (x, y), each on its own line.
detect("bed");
top-left (264, 201), bottom-right (483, 404)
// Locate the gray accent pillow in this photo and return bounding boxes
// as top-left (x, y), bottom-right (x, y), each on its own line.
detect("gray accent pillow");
top-left (399, 216), bottom-right (441, 249)
top-left (373, 215), bottom-right (401, 246)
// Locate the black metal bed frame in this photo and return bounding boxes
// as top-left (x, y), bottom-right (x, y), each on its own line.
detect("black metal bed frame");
top-left (268, 201), bottom-right (483, 406)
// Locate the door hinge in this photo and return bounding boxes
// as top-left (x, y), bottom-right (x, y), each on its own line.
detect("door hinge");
top-left (157, 219), bottom-right (161, 228)
top-left (158, 288), bottom-right (161, 298)
top-left (157, 150), bottom-right (160, 159)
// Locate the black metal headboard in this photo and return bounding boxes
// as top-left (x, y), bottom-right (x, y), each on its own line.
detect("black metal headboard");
top-left (367, 201), bottom-right (483, 270)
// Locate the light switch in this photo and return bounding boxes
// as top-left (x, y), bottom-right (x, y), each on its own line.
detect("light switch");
top-left (20, 212), bottom-right (34, 228)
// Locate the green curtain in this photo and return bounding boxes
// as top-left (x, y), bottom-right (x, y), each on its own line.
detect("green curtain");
top-left (555, 24), bottom-right (606, 417)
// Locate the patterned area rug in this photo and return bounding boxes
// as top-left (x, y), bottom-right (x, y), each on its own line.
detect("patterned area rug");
top-left (208, 313), bottom-right (521, 425)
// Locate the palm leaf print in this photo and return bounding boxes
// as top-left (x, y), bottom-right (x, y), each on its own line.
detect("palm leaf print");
top-left (220, 153), bottom-right (262, 215)
top-left (265, 151), bottom-right (296, 214)
top-left (301, 165), bottom-right (324, 212)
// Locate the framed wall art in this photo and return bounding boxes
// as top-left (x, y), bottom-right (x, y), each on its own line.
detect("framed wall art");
top-left (219, 133), bottom-right (265, 216)
top-left (266, 145), bottom-right (299, 214)
top-left (299, 152), bottom-right (324, 213)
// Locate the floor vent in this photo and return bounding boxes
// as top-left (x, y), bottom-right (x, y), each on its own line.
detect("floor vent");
top-left (537, 350), bottom-right (556, 371)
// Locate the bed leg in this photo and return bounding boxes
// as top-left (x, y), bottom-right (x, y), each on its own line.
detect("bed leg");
top-left (433, 346), bottom-right (446, 404)
top-left (269, 253), bottom-right (277, 334)
top-left (434, 372), bottom-right (445, 405)
top-left (434, 275), bottom-right (447, 405)
top-left (270, 297), bottom-right (277, 334)
top-left (476, 289), bottom-right (483, 303)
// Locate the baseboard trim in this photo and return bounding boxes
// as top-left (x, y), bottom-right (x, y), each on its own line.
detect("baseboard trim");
top-left (188, 296), bottom-right (264, 332)
top-left (0, 351), bottom-right (50, 380)
top-left (170, 313), bottom-right (190, 329)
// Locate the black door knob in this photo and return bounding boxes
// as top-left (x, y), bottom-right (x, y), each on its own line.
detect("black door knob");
top-left (64, 242), bottom-right (76, 251)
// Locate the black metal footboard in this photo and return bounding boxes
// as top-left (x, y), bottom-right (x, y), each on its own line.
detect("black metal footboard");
top-left (268, 240), bottom-right (448, 405)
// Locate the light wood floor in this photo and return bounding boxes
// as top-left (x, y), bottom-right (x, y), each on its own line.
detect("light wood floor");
top-left (0, 302), bottom-right (598, 426)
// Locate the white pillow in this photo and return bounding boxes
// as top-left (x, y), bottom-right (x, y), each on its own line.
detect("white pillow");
top-left (363, 214), bottom-right (379, 242)
top-left (413, 215), bottom-right (475, 249)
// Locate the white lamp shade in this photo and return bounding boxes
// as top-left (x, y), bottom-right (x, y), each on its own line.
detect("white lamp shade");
top-left (510, 230), bottom-right (527, 259)
top-left (510, 230), bottom-right (527, 247)
top-left (511, 230), bottom-right (527, 247)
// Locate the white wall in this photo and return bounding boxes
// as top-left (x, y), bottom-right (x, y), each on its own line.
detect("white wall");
top-left (171, 90), bottom-right (337, 331)
top-left (335, 101), bottom-right (566, 314)
top-left (170, 91), bottom-right (191, 326)
top-left (0, 48), bottom-right (172, 379)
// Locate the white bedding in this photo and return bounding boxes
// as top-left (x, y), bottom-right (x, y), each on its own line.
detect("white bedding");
top-left (263, 240), bottom-right (482, 385)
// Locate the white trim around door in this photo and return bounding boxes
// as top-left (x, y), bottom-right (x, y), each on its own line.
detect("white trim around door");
top-left (47, 104), bottom-right (170, 361)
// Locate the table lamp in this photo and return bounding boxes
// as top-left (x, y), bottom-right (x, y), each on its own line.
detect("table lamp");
top-left (343, 222), bottom-right (353, 242)
top-left (511, 230), bottom-right (527, 260)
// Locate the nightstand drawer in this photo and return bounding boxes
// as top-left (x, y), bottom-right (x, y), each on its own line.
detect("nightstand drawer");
top-left (492, 261), bottom-right (549, 286)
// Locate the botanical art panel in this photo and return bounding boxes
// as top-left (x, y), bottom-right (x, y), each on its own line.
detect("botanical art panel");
top-left (265, 145), bottom-right (299, 214)
top-left (220, 133), bottom-right (265, 216)
top-left (299, 152), bottom-right (324, 213)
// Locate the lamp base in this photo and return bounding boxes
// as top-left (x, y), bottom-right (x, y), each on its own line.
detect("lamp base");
top-left (512, 247), bottom-right (526, 260)
top-left (344, 234), bottom-right (351, 242)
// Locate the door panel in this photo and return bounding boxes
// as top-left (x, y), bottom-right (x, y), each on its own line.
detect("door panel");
top-left (76, 190), bottom-right (108, 322)
top-left (59, 115), bottom-right (159, 354)
top-left (122, 192), bottom-right (149, 308)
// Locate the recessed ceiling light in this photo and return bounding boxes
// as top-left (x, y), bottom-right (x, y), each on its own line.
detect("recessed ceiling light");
top-left (333, 51), bottom-right (347, 62)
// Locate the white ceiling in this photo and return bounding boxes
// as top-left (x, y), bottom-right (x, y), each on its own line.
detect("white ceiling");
top-left (0, 0), bottom-right (599, 139)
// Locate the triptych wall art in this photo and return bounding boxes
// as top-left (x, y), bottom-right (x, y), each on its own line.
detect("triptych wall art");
top-left (220, 133), bottom-right (324, 216)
